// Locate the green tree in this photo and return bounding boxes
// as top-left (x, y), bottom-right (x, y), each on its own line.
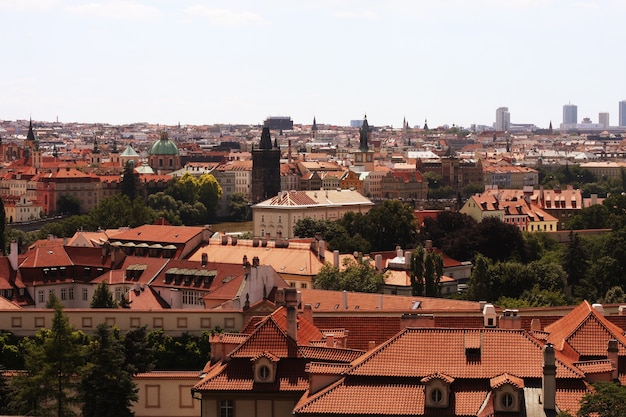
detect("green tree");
top-left (562, 231), bottom-right (589, 287)
top-left (79, 324), bottom-right (138, 417)
top-left (57, 195), bottom-right (82, 215)
top-left (166, 173), bottom-right (199, 203)
top-left (197, 174), bottom-right (222, 221)
top-left (361, 200), bottom-right (418, 251)
top-left (120, 161), bottom-right (140, 201)
top-left (10, 294), bottom-right (85, 416)
top-left (578, 382), bottom-right (626, 417)
top-left (0, 365), bottom-right (13, 415)
top-left (409, 246), bottom-right (425, 296)
top-left (467, 254), bottom-right (492, 301)
top-left (0, 331), bottom-right (22, 369)
top-left (314, 258), bottom-right (386, 293)
top-left (566, 204), bottom-right (610, 230)
top-left (228, 192), bottom-right (251, 221)
top-left (602, 286), bottom-right (626, 304)
top-left (90, 194), bottom-right (156, 229)
top-left (424, 251), bottom-right (444, 297)
top-left (0, 196), bottom-right (5, 256)
top-left (123, 326), bottom-right (155, 376)
top-left (90, 282), bottom-right (117, 308)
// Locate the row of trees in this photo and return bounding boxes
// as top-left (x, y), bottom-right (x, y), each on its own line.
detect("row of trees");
top-left (294, 193), bottom-right (626, 307)
top-left (0, 294), bottom-right (214, 416)
top-left (294, 200), bottom-right (418, 253)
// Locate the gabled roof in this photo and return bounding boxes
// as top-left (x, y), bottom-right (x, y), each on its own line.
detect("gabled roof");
top-left (230, 308), bottom-right (323, 359)
top-left (345, 328), bottom-right (583, 379)
top-left (544, 300), bottom-right (626, 358)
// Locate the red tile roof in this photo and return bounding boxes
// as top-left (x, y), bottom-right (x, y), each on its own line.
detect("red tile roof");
top-left (544, 300), bottom-right (626, 359)
top-left (346, 328), bottom-right (583, 379)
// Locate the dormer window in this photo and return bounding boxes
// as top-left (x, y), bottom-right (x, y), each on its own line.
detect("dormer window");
top-left (421, 373), bottom-right (454, 409)
top-left (252, 352), bottom-right (279, 384)
top-left (490, 373), bottom-right (523, 413)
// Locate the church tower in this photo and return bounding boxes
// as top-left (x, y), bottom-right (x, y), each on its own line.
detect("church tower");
top-left (353, 115), bottom-right (374, 171)
top-left (25, 119), bottom-right (43, 168)
top-left (311, 116), bottom-right (318, 139)
top-left (90, 135), bottom-right (101, 165)
top-left (252, 127), bottom-right (281, 203)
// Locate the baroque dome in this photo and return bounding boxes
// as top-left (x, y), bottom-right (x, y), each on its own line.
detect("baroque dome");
top-left (149, 131), bottom-right (179, 156)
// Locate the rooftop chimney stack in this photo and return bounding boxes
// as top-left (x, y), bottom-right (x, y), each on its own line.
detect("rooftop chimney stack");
top-left (542, 343), bottom-right (556, 411)
top-left (9, 240), bottom-right (19, 271)
top-left (608, 339), bottom-right (619, 381)
top-left (284, 288), bottom-right (298, 342)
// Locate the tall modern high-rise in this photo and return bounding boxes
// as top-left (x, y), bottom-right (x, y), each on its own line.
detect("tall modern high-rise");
top-left (563, 104), bottom-right (578, 125)
top-left (495, 107), bottom-right (510, 131)
top-left (599, 112), bottom-right (610, 129)
top-left (619, 100), bottom-right (626, 127)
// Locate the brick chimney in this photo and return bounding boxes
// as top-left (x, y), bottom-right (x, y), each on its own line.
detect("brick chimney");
top-left (608, 339), bottom-right (619, 381)
top-left (542, 343), bottom-right (556, 411)
top-left (9, 240), bottom-right (19, 271)
top-left (499, 309), bottom-right (521, 329)
top-left (284, 287), bottom-right (298, 342)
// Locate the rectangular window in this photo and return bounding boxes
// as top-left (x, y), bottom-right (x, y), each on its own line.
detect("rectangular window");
top-left (61, 288), bottom-right (67, 301)
top-left (48, 289), bottom-right (55, 299)
top-left (82, 288), bottom-right (88, 301)
top-left (220, 400), bottom-right (234, 417)
top-left (38, 290), bottom-right (44, 303)
top-left (69, 288), bottom-right (74, 300)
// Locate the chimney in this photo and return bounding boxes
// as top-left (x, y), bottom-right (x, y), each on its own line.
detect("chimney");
top-left (375, 254), bottom-right (383, 271)
top-left (499, 309), bottom-right (521, 329)
top-left (326, 334), bottom-right (335, 347)
top-left (333, 250), bottom-right (340, 268)
top-left (530, 318), bottom-right (542, 332)
top-left (608, 339), bottom-right (619, 381)
top-left (318, 240), bottom-right (326, 260)
top-left (303, 303), bottom-right (313, 323)
top-left (342, 290), bottom-right (348, 310)
top-left (252, 256), bottom-right (260, 267)
top-left (368, 340), bottom-right (377, 351)
top-left (542, 343), bottom-right (556, 411)
top-left (396, 246), bottom-right (402, 258)
top-left (284, 288), bottom-right (298, 342)
top-left (404, 250), bottom-right (411, 269)
top-left (401, 313), bottom-right (435, 328)
top-left (482, 304), bottom-right (497, 328)
top-left (592, 303), bottom-right (605, 315)
top-left (9, 240), bottom-right (18, 271)
top-left (378, 294), bottom-right (383, 309)
top-left (425, 240), bottom-right (433, 250)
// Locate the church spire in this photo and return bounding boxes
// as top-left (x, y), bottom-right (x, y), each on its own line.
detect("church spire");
top-left (359, 114), bottom-right (370, 152)
top-left (259, 127), bottom-right (272, 150)
top-left (27, 118), bottom-right (36, 142)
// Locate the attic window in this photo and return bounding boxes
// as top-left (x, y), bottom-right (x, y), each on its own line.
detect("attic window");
top-left (412, 301), bottom-right (421, 310)
top-left (314, 303), bottom-right (320, 309)
top-left (334, 304), bottom-right (339, 310)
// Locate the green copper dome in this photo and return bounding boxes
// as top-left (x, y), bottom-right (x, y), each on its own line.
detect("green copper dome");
top-left (149, 131), bottom-right (179, 156)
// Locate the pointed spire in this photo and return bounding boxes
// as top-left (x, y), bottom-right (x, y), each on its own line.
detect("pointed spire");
top-left (259, 127), bottom-right (272, 150)
top-left (93, 136), bottom-right (100, 154)
top-left (27, 118), bottom-right (36, 142)
top-left (274, 137), bottom-right (279, 149)
top-left (423, 119), bottom-right (429, 130)
top-left (359, 114), bottom-right (369, 152)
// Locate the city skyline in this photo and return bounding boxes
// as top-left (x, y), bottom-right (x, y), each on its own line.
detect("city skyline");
top-left (2, 0), bottom-right (625, 128)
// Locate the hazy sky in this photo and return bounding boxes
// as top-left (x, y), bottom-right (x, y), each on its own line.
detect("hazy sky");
top-left (2, 0), bottom-right (625, 128)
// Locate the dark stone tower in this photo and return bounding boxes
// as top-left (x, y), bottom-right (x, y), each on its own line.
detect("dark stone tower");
top-left (252, 127), bottom-right (281, 203)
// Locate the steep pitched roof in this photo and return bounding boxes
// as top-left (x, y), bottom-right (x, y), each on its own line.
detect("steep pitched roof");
top-left (346, 328), bottom-right (583, 379)
top-left (544, 300), bottom-right (626, 358)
